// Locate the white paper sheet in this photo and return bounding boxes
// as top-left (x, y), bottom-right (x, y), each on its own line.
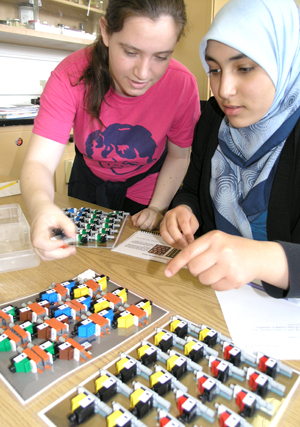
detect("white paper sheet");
top-left (215, 283), bottom-right (300, 360)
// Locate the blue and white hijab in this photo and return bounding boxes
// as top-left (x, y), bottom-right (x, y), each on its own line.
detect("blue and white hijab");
top-left (199, 0), bottom-right (300, 240)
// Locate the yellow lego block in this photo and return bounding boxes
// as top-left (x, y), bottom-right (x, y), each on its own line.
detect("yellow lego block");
top-left (73, 286), bottom-right (89, 299)
top-left (170, 319), bottom-right (181, 333)
top-left (116, 357), bottom-right (129, 374)
top-left (71, 393), bottom-right (88, 412)
top-left (130, 388), bottom-right (145, 409)
top-left (107, 410), bottom-right (123, 427)
top-left (149, 370), bottom-right (164, 388)
top-left (137, 344), bottom-right (150, 360)
top-left (94, 299), bottom-right (110, 313)
top-left (184, 340), bottom-right (196, 356)
top-left (117, 312), bottom-right (134, 328)
top-left (166, 354), bottom-right (179, 372)
top-left (140, 301), bottom-right (151, 316)
top-left (95, 275), bottom-right (108, 291)
top-left (154, 330), bottom-right (165, 346)
top-left (95, 374), bottom-right (109, 392)
top-left (113, 288), bottom-right (127, 303)
top-left (199, 327), bottom-right (210, 342)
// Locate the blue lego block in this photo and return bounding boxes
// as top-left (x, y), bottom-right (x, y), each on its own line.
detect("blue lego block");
top-left (77, 319), bottom-right (96, 338)
top-left (61, 280), bottom-right (76, 293)
top-left (41, 290), bottom-right (58, 304)
top-left (76, 296), bottom-right (91, 311)
top-left (98, 308), bottom-right (114, 325)
top-left (54, 305), bottom-right (72, 318)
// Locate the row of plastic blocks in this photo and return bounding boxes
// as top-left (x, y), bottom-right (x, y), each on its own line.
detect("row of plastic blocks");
top-left (169, 316), bottom-right (293, 379)
top-left (68, 369), bottom-right (267, 426)
top-left (8, 338), bottom-right (93, 374)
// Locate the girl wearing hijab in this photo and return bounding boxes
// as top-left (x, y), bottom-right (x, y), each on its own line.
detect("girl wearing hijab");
top-left (160, 0), bottom-right (300, 299)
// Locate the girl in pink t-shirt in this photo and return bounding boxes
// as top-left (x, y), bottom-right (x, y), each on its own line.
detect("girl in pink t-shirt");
top-left (21, 0), bottom-right (200, 261)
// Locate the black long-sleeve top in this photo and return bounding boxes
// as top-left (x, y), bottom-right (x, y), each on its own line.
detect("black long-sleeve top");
top-left (172, 97), bottom-right (300, 299)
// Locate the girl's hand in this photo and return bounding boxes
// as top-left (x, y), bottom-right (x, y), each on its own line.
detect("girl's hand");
top-left (30, 201), bottom-right (76, 261)
top-left (164, 230), bottom-right (289, 292)
top-left (160, 205), bottom-right (199, 249)
top-left (131, 207), bottom-right (163, 230)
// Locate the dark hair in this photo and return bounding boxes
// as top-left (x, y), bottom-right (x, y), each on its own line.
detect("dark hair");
top-left (78, 0), bottom-right (187, 127)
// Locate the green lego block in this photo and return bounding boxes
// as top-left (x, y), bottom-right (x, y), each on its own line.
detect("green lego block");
top-left (0, 337), bottom-right (11, 352)
top-left (13, 354), bottom-right (32, 373)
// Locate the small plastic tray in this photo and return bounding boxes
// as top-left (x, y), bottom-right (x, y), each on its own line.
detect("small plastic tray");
top-left (0, 204), bottom-right (40, 273)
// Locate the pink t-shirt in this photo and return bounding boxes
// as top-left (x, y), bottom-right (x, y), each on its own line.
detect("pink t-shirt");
top-left (33, 48), bottom-right (200, 204)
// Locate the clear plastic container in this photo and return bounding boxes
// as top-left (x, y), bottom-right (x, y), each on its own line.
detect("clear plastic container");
top-left (0, 204), bottom-right (40, 273)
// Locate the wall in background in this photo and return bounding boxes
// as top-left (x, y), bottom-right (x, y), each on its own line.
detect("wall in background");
top-left (0, 43), bottom-right (70, 106)
top-left (172, 0), bottom-right (229, 101)
top-left (2, 0), bottom-right (295, 106)
top-left (172, 0), bottom-right (212, 100)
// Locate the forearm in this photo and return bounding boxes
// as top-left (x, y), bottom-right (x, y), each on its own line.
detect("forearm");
top-left (149, 148), bottom-right (190, 212)
top-left (20, 133), bottom-right (66, 222)
top-left (21, 160), bottom-right (55, 217)
top-left (252, 240), bottom-right (289, 290)
top-left (262, 241), bottom-right (300, 298)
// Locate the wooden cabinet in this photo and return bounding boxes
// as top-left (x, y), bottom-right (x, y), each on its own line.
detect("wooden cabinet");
top-left (0, 125), bottom-right (32, 179)
top-left (0, 0), bottom-right (105, 51)
top-left (0, 125), bottom-right (75, 195)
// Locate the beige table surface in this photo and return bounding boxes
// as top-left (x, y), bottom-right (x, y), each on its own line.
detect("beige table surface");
top-left (0, 176), bottom-right (299, 427)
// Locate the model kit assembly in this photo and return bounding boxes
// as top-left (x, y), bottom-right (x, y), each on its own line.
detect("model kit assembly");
top-left (40, 315), bottom-right (300, 427)
top-left (0, 269), bottom-right (167, 403)
top-left (59, 208), bottom-right (129, 248)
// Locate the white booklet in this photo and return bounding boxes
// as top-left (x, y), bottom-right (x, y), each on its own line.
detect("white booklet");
top-left (112, 230), bottom-right (180, 263)
top-left (0, 180), bottom-right (21, 198)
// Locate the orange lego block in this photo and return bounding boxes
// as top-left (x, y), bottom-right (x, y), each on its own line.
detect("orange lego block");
top-left (27, 302), bottom-right (46, 316)
top-left (12, 325), bottom-right (28, 340)
top-left (69, 299), bottom-right (86, 311)
top-left (3, 329), bottom-right (21, 344)
top-left (66, 338), bottom-right (84, 352)
top-left (103, 292), bottom-right (121, 305)
top-left (65, 301), bottom-right (80, 313)
top-left (45, 318), bottom-right (67, 332)
top-left (127, 305), bottom-right (147, 319)
top-left (23, 347), bottom-right (42, 364)
top-left (53, 283), bottom-right (68, 297)
top-left (0, 310), bottom-right (11, 322)
top-left (85, 279), bottom-right (98, 293)
top-left (89, 313), bottom-right (109, 327)
top-left (32, 345), bottom-right (50, 362)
